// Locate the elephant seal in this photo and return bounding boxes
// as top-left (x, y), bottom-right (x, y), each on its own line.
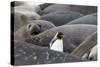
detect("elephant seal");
top-left (67, 13), bottom-right (97, 25)
top-left (39, 3), bottom-right (53, 10)
top-left (12, 40), bottom-right (84, 66)
top-left (14, 20), bottom-right (56, 40)
top-left (25, 24), bottom-right (97, 53)
top-left (42, 4), bottom-right (97, 15)
top-left (40, 11), bottom-right (83, 26)
top-left (27, 20), bottom-right (56, 31)
top-left (42, 4), bottom-right (71, 14)
top-left (39, 3), bottom-right (53, 15)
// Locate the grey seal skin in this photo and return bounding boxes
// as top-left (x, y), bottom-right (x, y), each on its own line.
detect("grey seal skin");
top-left (67, 13), bottom-right (97, 25)
top-left (14, 20), bottom-right (56, 41)
top-left (39, 3), bottom-right (53, 10)
top-left (40, 11), bottom-right (83, 26)
top-left (13, 40), bottom-right (85, 66)
top-left (42, 4), bottom-right (97, 15)
top-left (39, 3), bottom-right (53, 15)
top-left (25, 24), bottom-right (97, 53)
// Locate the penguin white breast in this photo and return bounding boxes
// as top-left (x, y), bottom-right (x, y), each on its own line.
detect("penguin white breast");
top-left (50, 39), bottom-right (63, 52)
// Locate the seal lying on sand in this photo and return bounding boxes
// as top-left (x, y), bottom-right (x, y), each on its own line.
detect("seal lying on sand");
top-left (14, 20), bottom-right (56, 40)
top-left (67, 13), bottom-right (97, 25)
top-left (25, 24), bottom-right (97, 53)
top-left (40, 11), bottom-right (83, 26)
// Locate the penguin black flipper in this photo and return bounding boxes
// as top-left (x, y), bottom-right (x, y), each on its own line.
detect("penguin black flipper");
top-left (49, 38), bottom-right (57, 48)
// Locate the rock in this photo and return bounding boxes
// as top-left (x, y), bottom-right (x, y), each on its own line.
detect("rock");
top-left (67, 13), bottom-right (97, 25)
top-left (14, 20), bottom-right (56, 40)
top-left (12, 40), bottom-right (85, 66)
top-left (42, 4), bottom-right (97, 15)
top-left (25, 24), bottom-right (97, 53)
top-left (40, 11), bottom-right (83, 26)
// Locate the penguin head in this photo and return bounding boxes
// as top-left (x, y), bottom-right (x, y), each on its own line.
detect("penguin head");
top-left (57, 32), bottom-right (64, 39)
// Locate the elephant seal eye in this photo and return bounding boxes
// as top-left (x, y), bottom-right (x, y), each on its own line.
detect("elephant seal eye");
top-left (27, 24), bottom-right (32, 30)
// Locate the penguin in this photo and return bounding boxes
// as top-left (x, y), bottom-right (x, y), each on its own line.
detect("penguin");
top-left (88, 45), bottom-right (97, 60)
top-left (49, 32), bottom-right (64, 52)
top-left (82, 45), bottom-right (97, 60)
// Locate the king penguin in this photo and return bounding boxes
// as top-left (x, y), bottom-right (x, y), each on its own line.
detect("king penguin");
top-left (88, 45), bottom-right (97, 60)
top-left (49, 32), bottom-right (64, 52)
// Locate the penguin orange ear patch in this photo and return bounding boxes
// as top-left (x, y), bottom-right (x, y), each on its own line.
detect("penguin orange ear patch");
top-left (11, 1), bottom-right (97, 66)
